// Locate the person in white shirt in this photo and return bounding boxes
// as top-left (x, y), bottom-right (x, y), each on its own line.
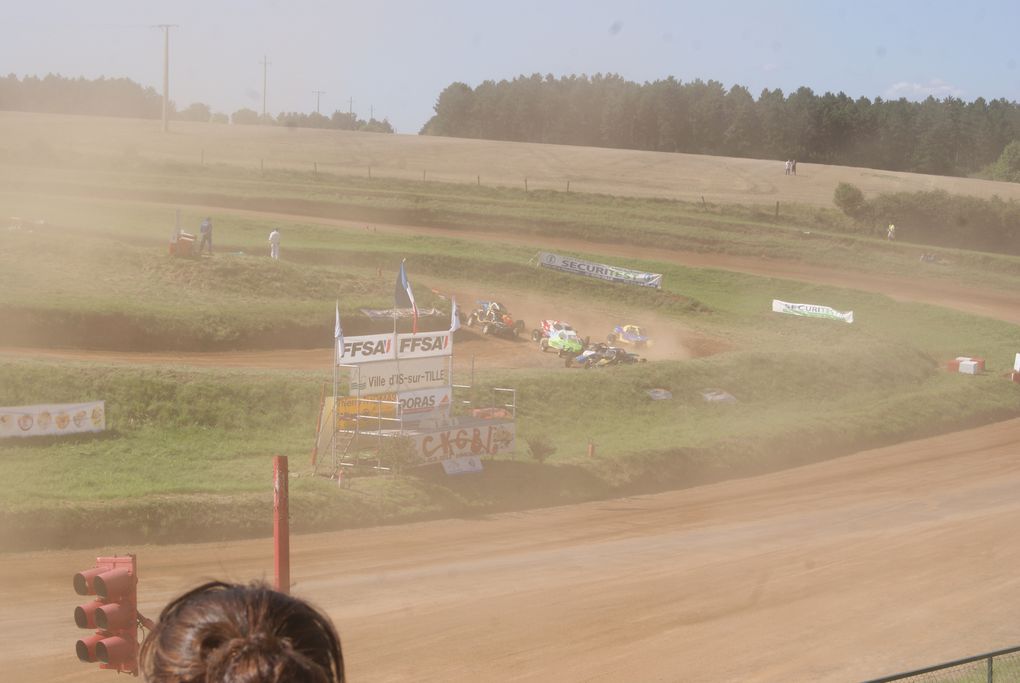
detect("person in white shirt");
top-left (268, 228), bottom-right (281, 259)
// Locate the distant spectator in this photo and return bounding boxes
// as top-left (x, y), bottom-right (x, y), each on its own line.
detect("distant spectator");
top-left (199, 217), bottom-right (213, 255)
top-left (887, 223), bottom-right (896, 241)
top-left (784, 160), bottom-right (791, 175)
top-left (791, 160), bottom-right (797, 175)
top-left (269, 228), bottom-right (281, 260)
top-left (140, 581), bottom-right (345, 683)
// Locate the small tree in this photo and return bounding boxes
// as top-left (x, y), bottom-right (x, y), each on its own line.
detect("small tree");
top-left (231, 108), bottom-right (259, 125)
top-left (525, 434), bottom-right (556, 464)
top-left (833, 182), bottom-right (868, 219)
top-left (377, 436), bottom-right (417, 475)
top-left (992, 141), bottom-right (1020, 182)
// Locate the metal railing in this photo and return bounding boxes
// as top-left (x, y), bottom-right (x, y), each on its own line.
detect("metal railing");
top-left (863, 645), bottom-right (1020, 683)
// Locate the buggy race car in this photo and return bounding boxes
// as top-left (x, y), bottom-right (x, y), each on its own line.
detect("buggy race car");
top-left (531, 319), bottom-right (576, 342)
top-left (568, 344), bottom-right (647, 368)
top-left (607, 324), bottom-right (651, 348)
top-left (467, 301), bottom-right (526, 338)
top-left (540, 328), bottom-right (585, 357)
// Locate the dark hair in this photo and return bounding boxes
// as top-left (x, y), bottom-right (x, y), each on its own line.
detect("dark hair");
top-left (140, 581), bottom-right (344, 683)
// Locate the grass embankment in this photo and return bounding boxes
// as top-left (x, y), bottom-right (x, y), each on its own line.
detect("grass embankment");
top-left (0, 223), bottom-right (703, 350)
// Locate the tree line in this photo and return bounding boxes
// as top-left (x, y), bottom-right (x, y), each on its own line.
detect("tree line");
top-left (0, 73), bottom-right (392, 132)
top-left (421, 73), bottom-right (1020, 177)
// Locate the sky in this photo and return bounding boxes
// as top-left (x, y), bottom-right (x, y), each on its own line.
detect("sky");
top-left (4, 0), bottom-right (1020, 134)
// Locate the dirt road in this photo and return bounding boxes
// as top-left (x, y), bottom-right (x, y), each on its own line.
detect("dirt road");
top-left (6, 417), bottom-right (1020, 682)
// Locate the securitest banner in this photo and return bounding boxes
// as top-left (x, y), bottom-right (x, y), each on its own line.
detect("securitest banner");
top-left (338, 331), bottom-right (453, 364)
top-left (772, 299), bottom-right (854, 324)
top-left (348, 357), bottom-right (450, 396)
top-left (538, 251), bottom-right (662, 289)
top-left (0, 401), bottom-right (105, 438)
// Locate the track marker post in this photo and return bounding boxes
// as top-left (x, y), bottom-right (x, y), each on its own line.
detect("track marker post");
top-left (273, 455), bottom-right (290, 593)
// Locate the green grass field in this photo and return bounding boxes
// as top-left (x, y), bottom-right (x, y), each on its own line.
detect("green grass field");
top-left (3, 113), bottom-right (1020, 550)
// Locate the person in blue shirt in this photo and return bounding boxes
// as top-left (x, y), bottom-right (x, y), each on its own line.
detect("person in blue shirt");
top-left (199, 217), bottom-right (213, 254)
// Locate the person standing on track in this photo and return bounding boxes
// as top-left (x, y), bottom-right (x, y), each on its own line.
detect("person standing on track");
top-left (198, 217), bottom-right (213, 255)
top-left (268, 228), bottom-right (281, 260)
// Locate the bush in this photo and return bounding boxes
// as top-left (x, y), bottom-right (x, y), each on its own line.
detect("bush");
top-left (833, 182), bottom-right (868, 220)
top-left (525, 434), bottom-right (556, 464)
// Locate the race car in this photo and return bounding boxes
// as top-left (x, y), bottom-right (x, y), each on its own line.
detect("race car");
top-left (540, 328), bottom-right (585, 357)
top-left (607, 324), bottom-right (651, 348)
top-left (467, 301), bottom-right (526, 338)
top-left (568, 344), bottom-right (646, 368)
top-left (531, 319), bottom-right (576, 342)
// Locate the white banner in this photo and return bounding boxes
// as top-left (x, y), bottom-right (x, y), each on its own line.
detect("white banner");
top-left (0, 401), bottom-right (105, 438)
top-left (396, 331), bottom-right (452, 360)
top-left (538, 251), bottom-right (662, 288)
top-left (398, 386), bottom-right (452, 419)
top-left (441, 455), bottom-right (484, 475)
top-left (412, 421), bottom-right (516, 463)
top-left (338, 331), bottom-right (453, 364)
top-left (338, 333), bottom-right (395, 364)
top-left (348, 357), bottom-right (450, 396)
top-left (772, 299), bottom-right (854, 324)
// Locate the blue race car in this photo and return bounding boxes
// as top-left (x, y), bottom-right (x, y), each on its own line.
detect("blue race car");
top-left (607, 324), bottom-right (650, 348)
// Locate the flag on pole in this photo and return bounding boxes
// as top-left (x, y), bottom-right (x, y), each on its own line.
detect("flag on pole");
top-left (394, 259), bottom-right (419, 333)
top-left (450, 296), bottom-right (461, 332)
top-left (334, 300), bottom-right (344, 358)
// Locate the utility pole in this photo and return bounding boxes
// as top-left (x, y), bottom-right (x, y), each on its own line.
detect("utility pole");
top-left (369, 105), bottom-right (374, 121)
top-left (260, 55), bottom-right (271, 121)
top-left (156, 24), bottom-right (178, 133)
top-left (349, 97), bottom-right (353, 116)
top-left (313, 90), bottom-right (326, 114)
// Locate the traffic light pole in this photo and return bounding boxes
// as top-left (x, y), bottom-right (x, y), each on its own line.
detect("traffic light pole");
top-left (74, 554), bottom-right (153, 676)
top-left (274, 455), bottom-right (290, 594)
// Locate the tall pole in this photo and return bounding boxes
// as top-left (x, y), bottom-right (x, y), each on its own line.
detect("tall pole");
top-left (313, 90), bottom-right (326, 114)
top-left (273, 455), bottom-right (290, 594)
top-left (260, 55), bottom-right (271, 121)
top-left (156, 24), bottom-right (177, 132)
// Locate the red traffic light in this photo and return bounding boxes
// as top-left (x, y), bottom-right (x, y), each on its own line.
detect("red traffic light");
top-left (72, 555), bottom-right (140, 675)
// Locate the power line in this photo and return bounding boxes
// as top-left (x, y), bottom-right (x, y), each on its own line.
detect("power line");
top-left (154, 24), bottom-right (178, 133)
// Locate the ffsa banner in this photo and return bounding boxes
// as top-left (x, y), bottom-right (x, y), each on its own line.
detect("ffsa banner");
top-left (337, 330), bottom-right (453, 365)
top-left (538, 252), bottom-right (662, 289)
top-left (0, 400), bottom-right (105, 438)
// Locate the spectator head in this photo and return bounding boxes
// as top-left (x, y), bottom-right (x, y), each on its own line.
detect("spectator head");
top-left (140, 581), bottom-right (344, 683)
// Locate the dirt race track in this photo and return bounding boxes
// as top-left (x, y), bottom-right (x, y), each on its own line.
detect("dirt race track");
top-left (4, 213), bottom-right (1020, 680)
top-left (5, 418), bottom-right (1020, 682)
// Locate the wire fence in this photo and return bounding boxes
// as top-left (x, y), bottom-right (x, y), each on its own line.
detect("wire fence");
top-left (864, 646), bottom-right (1020, 683)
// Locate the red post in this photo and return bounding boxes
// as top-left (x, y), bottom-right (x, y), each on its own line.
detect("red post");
top-left (273, 455), bottom-right (290, 594)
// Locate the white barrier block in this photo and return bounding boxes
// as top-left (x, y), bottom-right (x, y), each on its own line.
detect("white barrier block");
top-left (1014, 353), bottom-right (1020, 373)
top-left (959, 360), bottom-right (979, 375)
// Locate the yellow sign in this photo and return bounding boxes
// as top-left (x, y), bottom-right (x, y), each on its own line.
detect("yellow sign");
top-left (335, 394), bottom-right (397, 430)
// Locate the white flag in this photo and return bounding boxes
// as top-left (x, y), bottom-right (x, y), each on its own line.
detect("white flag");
top-left (335, 301), bottom-right (344, 358)
top-left (450, 297), bottom-right (461, 332)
